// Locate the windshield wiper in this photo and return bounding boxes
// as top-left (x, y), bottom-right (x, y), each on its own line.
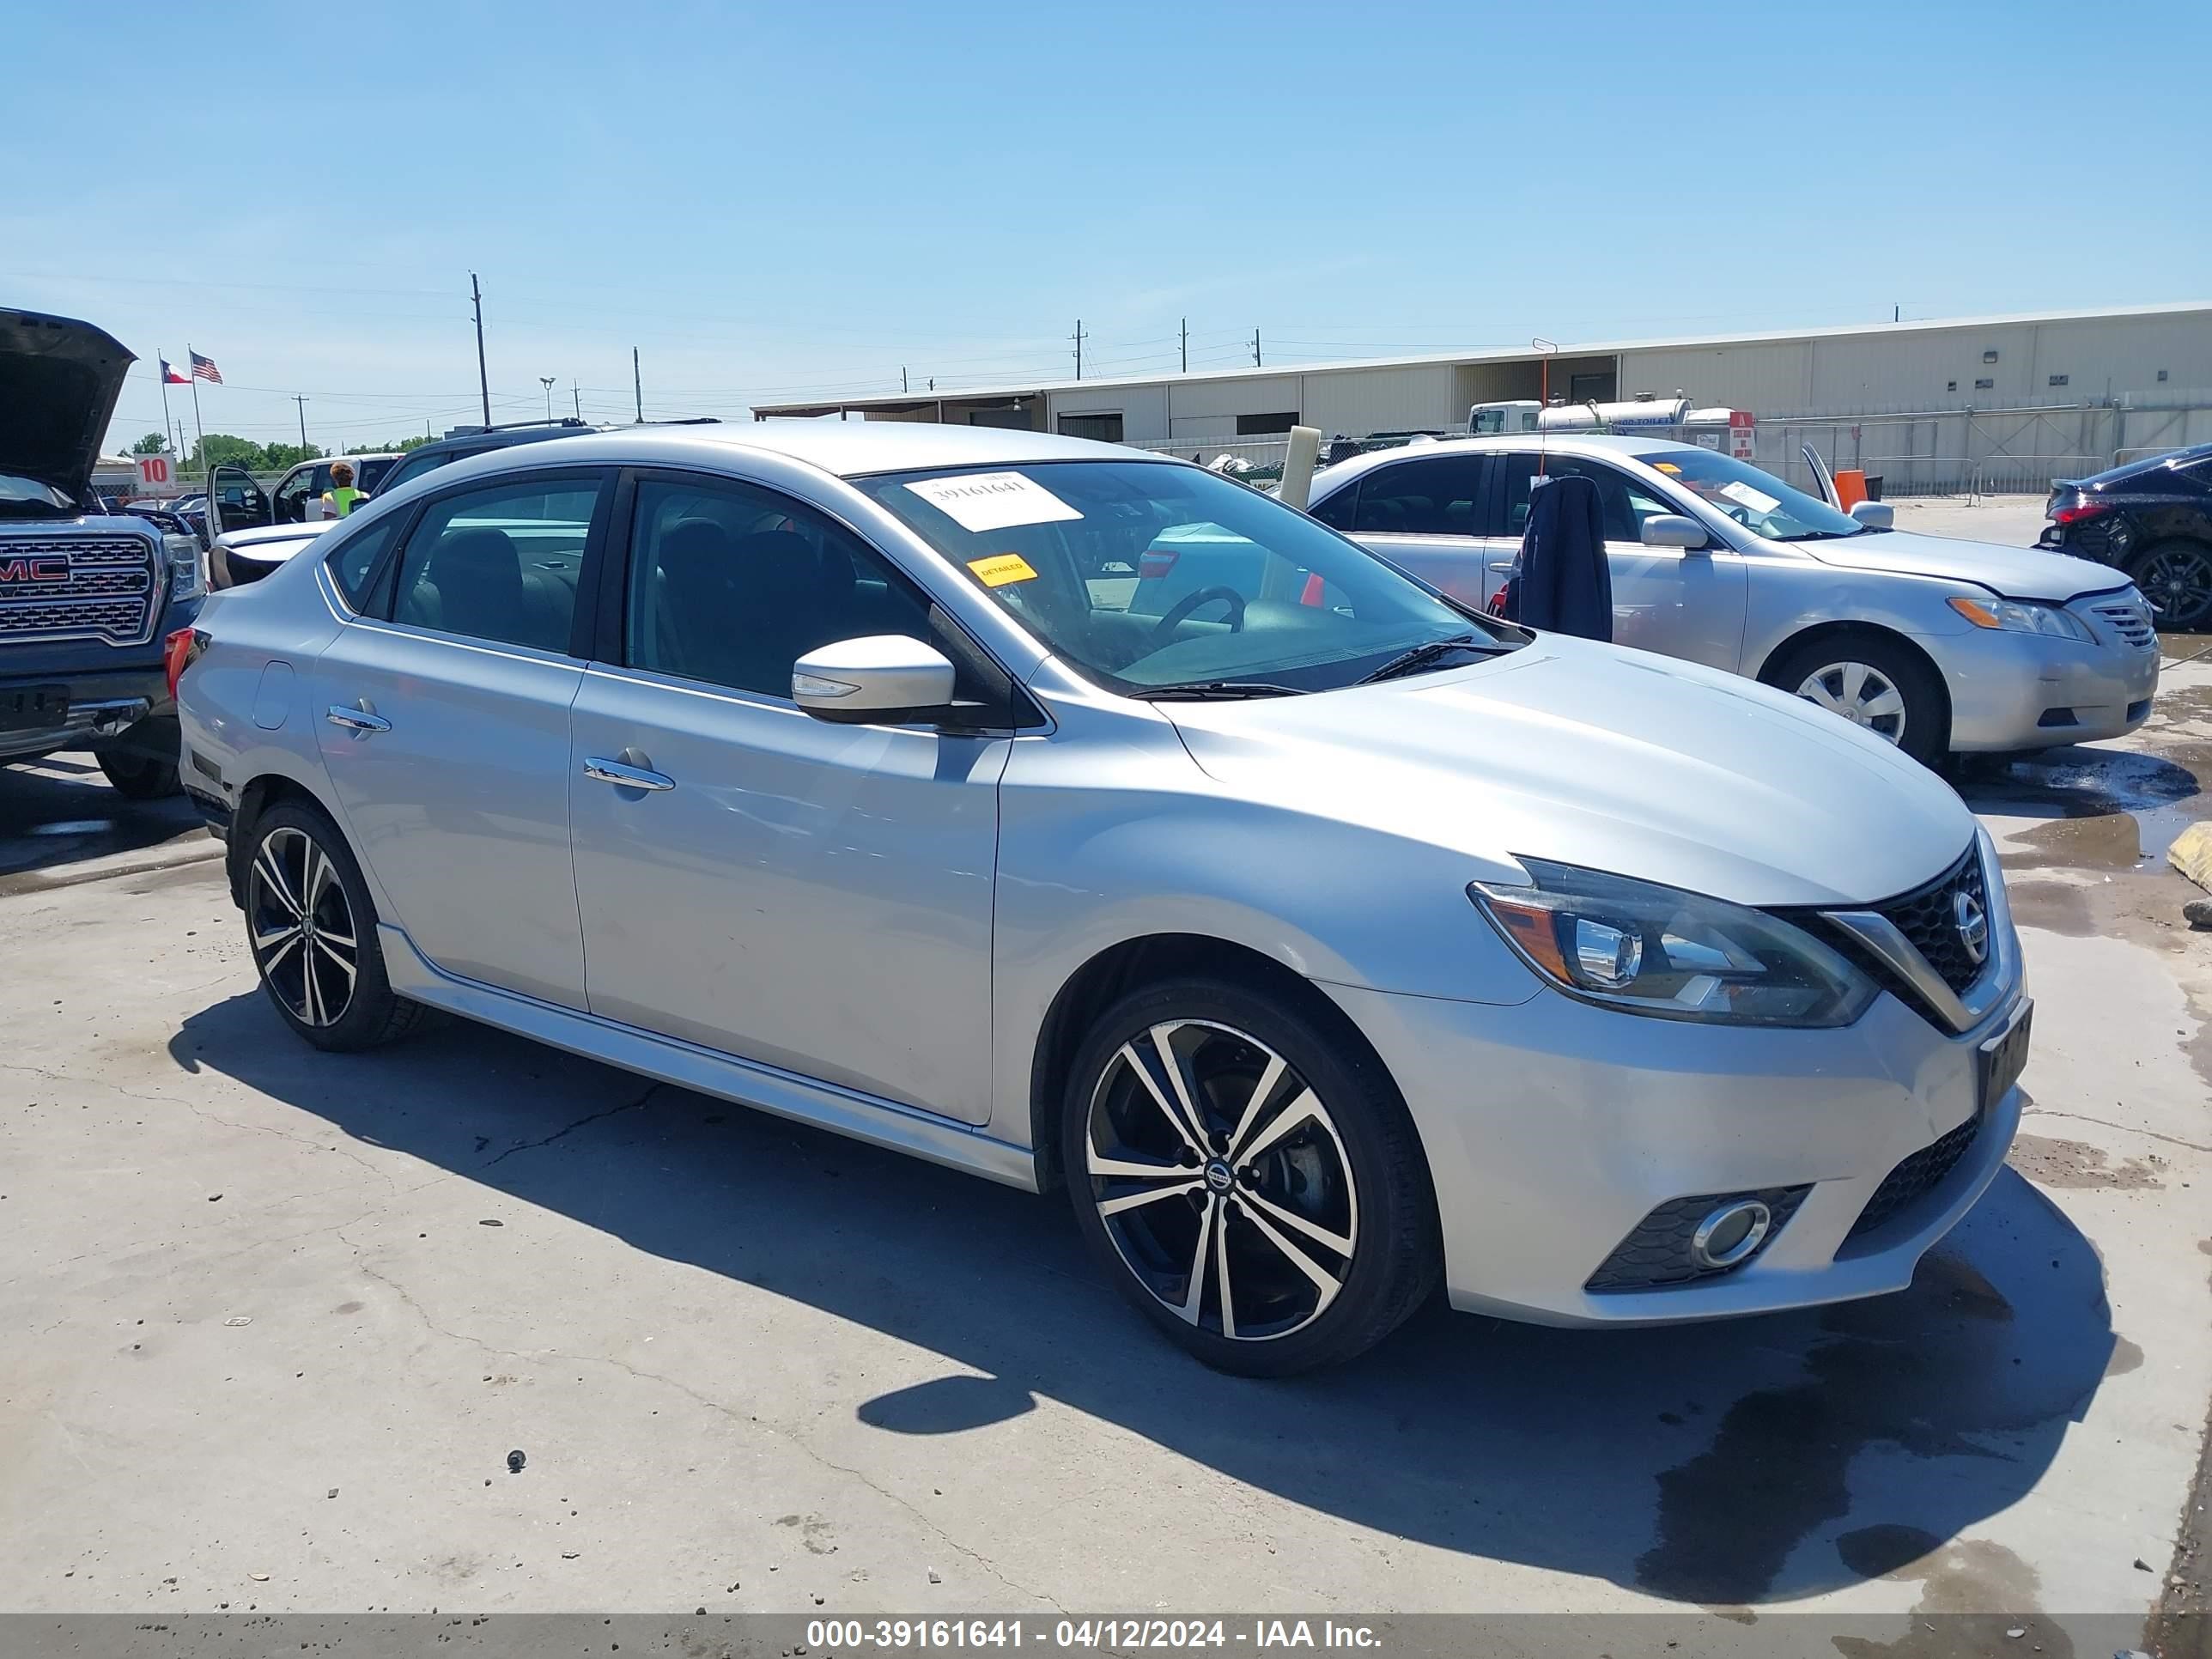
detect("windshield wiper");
top-left (1358, 634), bottom-right (1497, 684)
top-left (1129, 680), bottom-right (1306, 702)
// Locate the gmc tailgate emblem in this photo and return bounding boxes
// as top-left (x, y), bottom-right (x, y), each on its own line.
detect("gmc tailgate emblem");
top-left (0, 556), bottom-right (71, 584)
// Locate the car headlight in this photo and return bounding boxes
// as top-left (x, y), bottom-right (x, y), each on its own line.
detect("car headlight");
top-left (1470, 860), bottom-right (1877, 1027)
top-left (1947, 595), bottom-right (2093, 643)
top-left (164, 532), bottom-right (204, 602)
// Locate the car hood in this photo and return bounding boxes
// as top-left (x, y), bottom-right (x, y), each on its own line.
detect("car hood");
top-left (0, 309), bottom-right (134, 497)
top-left (1794, 528), bottom-right (2125, 603)
top-left (1160, 637), bottom-right (1976, 908)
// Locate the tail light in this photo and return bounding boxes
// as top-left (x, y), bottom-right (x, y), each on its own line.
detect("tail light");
top-left (164, 627), bottom-right (209, 700)
top-left (2052, 501), bottom-right (2111, 526)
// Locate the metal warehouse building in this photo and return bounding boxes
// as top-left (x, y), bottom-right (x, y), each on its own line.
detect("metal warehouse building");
top-left (755, 301), bottom-right (2212, 495)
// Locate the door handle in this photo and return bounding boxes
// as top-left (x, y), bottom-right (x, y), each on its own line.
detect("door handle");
top-left (325, 703), bottom-right (392, 733)
top-left (583, 757), bottom-right (675, 792)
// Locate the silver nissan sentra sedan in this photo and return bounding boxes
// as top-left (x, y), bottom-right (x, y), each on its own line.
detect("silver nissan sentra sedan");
top-left (174, 422), bottom-right (2030, 1374)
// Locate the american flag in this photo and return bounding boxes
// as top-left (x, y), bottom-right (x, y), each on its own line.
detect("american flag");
top-left (188, 350), bottom-right (222, 384)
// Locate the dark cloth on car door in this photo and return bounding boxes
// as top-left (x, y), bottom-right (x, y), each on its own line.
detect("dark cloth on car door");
top-left (1515, 473), bottom-right (1613, 641)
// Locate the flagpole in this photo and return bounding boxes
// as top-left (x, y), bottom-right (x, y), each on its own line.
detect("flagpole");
top-left (186, 346), bottom-right (206, 485)
top-left (156, 353), bottom-right (175, 466)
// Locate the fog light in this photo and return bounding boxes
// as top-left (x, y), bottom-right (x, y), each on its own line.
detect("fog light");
top-left (1691, 1200), bottom-right (1771, 1269)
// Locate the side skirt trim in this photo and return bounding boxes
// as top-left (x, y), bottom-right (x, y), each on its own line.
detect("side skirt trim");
top-left (379, 923), bottom-right (1041, 1193)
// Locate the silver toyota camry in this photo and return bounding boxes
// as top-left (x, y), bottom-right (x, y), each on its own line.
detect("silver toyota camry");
top-left (1309, 434), bottom-right (2160, 768)
top-left (174, 422), bottom-right (2031, 1374)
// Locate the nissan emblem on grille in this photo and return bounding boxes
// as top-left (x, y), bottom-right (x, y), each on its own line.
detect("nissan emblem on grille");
top-left (1953, 888), bottom-right (1989, 964)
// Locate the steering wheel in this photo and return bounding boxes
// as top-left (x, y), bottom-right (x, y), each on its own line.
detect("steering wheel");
top-left (1149, 585), bottom-right (1246, 643)
top-left (1722, 504), bottom-right (1757, 527)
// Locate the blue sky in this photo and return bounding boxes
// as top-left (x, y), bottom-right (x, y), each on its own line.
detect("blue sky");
top-left (9, 1), bottom-right (2209, 453)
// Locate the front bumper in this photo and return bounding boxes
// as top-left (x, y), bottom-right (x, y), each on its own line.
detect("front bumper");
top-left (1929, 621), bottom-right (2158, 751)
top-left (0, 665), bottom-right (173, 762)
top-left (1322, 970), bottom-right (2026, 1327)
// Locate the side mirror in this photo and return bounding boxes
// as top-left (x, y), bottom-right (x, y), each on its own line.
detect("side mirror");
top-left (1849, 500), bottom-right (1895, 529)
top-left (1640, 514), bottom-right (1707, 550)
top-left (792, 635), bottom-right (957, 724)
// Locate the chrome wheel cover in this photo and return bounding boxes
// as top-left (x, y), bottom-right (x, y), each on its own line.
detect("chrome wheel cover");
top-left (248, 825), bottom-right (357, 1028)
top-left (1796, 659), bottom-right (1908, 745)
top-left (1085, 1020), bottom-right (1358, 1342)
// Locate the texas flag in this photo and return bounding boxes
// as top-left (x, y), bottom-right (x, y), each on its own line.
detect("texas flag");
top-left (161, 359), bottom-right (190, 385)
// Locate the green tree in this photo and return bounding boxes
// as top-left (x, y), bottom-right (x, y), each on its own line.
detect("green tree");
top-left (348, 435), bottom-right (432, 454)
top-left (260, 442), bottom-right (322, 471)
top-left (187, 434), bottom-right (267, 472)
top-left (130, 432), bottom-right (167, 455)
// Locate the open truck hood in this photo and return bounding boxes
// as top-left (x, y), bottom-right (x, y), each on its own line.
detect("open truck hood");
top-left (0, 308), bottom-right (135, 499)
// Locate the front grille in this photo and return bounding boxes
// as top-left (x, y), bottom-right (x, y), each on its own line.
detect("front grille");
top-left (1877, 845), bottom-right (1988, 998)
top-left (1585, 1184), bottom-right (1809, 1291)
top-left (2090, 598), bottom-right (2154, 649)
top-left (0, 535), bottom-right (160, 645)
top-left (1845, 1117), bottom-right (1980, 1243)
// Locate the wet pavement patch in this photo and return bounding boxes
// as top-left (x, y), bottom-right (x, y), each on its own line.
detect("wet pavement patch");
top-left (2009, 1133), bottom-right (2167, 1190)
top-left (1633, 1182), bottom-right (2112, 1606)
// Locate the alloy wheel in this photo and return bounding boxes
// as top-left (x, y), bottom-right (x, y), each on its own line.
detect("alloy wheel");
top-left (1085, 1020), bottom-right (1358, 1342)
top-left (2137, 547), bottom-right (2212, 631)
top-left (248, 825), bottom-right (358, 1029)
top-left (1796, 659), bottom-right (1908, 744)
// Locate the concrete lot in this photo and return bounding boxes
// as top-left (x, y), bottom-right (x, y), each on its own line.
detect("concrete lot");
top-left (2, 501), bottom-right (2208, 1645)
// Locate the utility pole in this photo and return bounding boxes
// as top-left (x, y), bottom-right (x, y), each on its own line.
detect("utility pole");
top-left (902, 367), bottom-right (909, 393)
top-left (1893, 303), bottom-right (1901, 322)
top-left (1252, 327), bottom-right (1261, 368)
top-left (633, 347), bottom-right (643, 422)
top-left (538, 376), bottom-right (556, 421)
top-left (1181, 318), bottom-right (1188, 373)
top-left (292, 394), bottom-right (309, 449)
top-left (1072, 319), bottom-right (1086, 380)
top-left (470, 272), bottom-right (490, 428)
top-left (573, 381), bottom-right (581, 419)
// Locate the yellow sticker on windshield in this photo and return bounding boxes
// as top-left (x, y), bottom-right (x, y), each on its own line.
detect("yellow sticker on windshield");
top-left (1653, 462), bottom-right (1681, 473)
top-left (968, 553), bottom-right (1038, 587)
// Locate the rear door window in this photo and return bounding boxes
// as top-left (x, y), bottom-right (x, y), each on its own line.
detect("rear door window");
top-left (1350, 457), bottom-right (1488, 536)
top-left (389, 475), bottom-right (606, 653)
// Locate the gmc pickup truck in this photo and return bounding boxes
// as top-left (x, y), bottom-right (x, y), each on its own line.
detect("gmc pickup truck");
top-left (1, 308), bottom-right (205, 797)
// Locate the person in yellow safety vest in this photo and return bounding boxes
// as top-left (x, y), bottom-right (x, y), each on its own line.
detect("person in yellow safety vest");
top-left (321, 460), bottom-right (367, 519)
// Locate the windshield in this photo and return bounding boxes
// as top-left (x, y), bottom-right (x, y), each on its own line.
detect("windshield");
top-left (1632, 448), bottom-right (1869, 541)
top-left (856, 460), bottom-right (1508, 694)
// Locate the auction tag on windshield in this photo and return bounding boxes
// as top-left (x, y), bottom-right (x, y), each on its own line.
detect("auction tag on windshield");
top-left (905, 471), bottom-right (1083, 533)
top-left (1718, 479), bottom-right (1780, 514)
top-left (967, 552), bottom-right (1038, 587)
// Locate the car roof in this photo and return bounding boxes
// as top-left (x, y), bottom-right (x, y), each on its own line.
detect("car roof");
top-left (399, 419), bottom-right (1182, 486)
top-left (1310, 430), bottom-right (1698, 492)
top-left (221, 520), bottom-right (335, 547)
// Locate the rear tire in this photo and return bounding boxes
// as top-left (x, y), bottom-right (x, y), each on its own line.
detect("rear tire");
top-left (243, 800), bottom-right (424, 1053)
top-left (2125, 539), bottom-right (2212, 633)
top-left (1765, 634), bottom-right (1948, 769)
top-left (1060, 975), bottom-right (1439, 1376)
top-left (96, 749), bottom-right (182, 799)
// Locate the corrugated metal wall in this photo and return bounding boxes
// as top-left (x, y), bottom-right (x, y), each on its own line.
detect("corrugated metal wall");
top-left (1300, 365), bottom-right (1456, 435)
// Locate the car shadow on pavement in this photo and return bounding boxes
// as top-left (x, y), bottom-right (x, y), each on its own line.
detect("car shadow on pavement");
top-left (169, 990), bottom-right (2116, 1611)
top-left (0, 753), bottom-right (204, 880)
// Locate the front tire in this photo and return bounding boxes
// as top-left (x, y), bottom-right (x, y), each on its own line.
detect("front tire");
top-left (1060, 976), bottom-right (1439, 1376)
top-left (1767, 634), bottom-right (1948, 769)
top-left (244, 801), bottom-right (423, 1052)
top-left (2126, 539), bottom-right (2212, 633)
top-left (96, 748), bottom-right (182, 799)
